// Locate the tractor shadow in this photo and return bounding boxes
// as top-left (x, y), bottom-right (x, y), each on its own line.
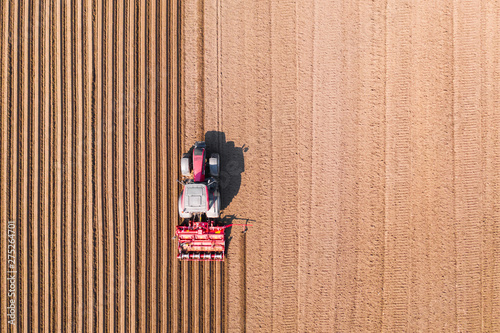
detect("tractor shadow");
top-left (204, 131), bottom-right (248, 211)
top-left (204, 131), bottom-right (250, 255)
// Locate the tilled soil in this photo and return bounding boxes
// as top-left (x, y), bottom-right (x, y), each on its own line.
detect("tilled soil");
top-left (0, 1), bottom-right (499, 333)
top-left (183, 0), bottom-right (500, 332)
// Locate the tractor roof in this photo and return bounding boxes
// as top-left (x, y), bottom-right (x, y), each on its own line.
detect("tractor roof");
top-left (183, 183), bottom-right (209, 213)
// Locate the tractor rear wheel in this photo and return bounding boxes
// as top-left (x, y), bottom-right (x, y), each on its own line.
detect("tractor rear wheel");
top-left (209, 153), bottom-right (220, 177)
top-left (181, 153), bottom-right (191, 176)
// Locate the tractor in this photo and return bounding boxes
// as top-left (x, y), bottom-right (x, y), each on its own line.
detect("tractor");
top-left (175, 141), bottom-right (226, 261)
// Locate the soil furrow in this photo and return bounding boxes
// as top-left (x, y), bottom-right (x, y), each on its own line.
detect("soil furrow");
top-left (32, 0), bottom-right (44, 329)
top-left (71, 2), bottom-right (87, 331)
top-left (50, 0), bottom-right (62, 330)
top-left (59, 0), bottom-right (69, 328)
top-left (27, 0), bottom-right (36, 330)
top-left (221, 263), bottom-right (226, 333)
top-left (192, 262), bottom-right (199, 332)
top-left (90, 0), bottom-right (99, 329)
top-left (210, 262), bottom-right (215, 332)
top-left (188, 263), bottom-right (193, 332)
top-left (113, 0), bottom-right (125, 331)
top-left (166, 2), bottom-right (180, 330)
top-left (82, 1), bottom-right (92, 331)
top-left (103, 0), bottom-right (114, 330)
top-left (15, 0), bottom-right (25, 331)
top-left (40, 2), bottom-right (50, 329)
top-left (181, 263), bottom-right (188, 332)
top-left (156, 1), bottom-right (165, 331)
top-left (148, 0), bottom-right (160, 324)
top-left (165, 0), bottom-right (173, 328)
top-left (133, 0), bottom-right (140, 329)
top-left (134, 0), bottom-right (147, 330)
top-left (203, 260), bottom-right (210, 332)
top-left (101, 0), bottom-right (110, 330)
top-left (198, 263), bottom-right (204, 332)
top-left (124, 0), bottom-right (135, 330)
top-left (80, 1), bottom-right (92, 326)
top-left (71, 0), bottom-right (84, 331)
top-left (110, 0), bottom-right (120, 327)
top-left (18, 1), bottom-right (28, 328)
top-left (144, 0), bottom-right (153, 330)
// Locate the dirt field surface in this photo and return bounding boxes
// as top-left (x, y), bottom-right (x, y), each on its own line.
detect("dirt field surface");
top-left (1, 0), bottom-right (499, 332)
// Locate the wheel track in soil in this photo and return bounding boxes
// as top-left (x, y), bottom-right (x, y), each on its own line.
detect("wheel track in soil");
top-left (453, 2), bottom-right (483, 331)
top-left (481, 3), bottom-right (500, 329)
top-left (383, 2), bottom-right (412, 331)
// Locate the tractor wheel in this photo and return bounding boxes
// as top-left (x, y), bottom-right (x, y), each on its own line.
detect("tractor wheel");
top-left (206, 189), bottom-right (220, 218)
top-left (181, 153), bottom-right (191, 177)
top-left (209, 153), bottom-right (220, 177)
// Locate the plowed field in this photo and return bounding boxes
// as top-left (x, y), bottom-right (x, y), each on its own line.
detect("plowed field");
top-left (1, 0), bottom-right (500, 332)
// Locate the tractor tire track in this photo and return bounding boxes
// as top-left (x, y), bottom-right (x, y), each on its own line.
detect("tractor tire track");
top-left (453, 2), bottom-right (483, 331)
top-left (269, 2), bottom-right (300, 332)
top-left (351, 1), bottom-right (387, 331)
top-left (383, 1), bottom-right (413, 331)
top-left (481, 3), bottom-right (500, 331)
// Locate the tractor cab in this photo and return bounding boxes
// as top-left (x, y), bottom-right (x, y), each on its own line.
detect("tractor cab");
top-left (181, 183), bottom-right (209, 214)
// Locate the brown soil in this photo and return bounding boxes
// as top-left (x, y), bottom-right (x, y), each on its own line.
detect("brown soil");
top-left (1, 1), bottom-right (499, 332)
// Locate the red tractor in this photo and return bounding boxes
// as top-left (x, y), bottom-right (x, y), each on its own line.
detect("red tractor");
top-left (176, 142), bottom-right (226, 261)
